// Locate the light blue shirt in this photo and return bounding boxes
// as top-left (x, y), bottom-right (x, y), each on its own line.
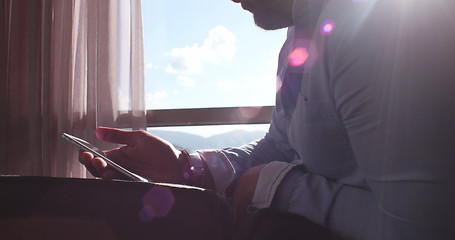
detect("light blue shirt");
top-left (200, 0), bottom-right (455, 239)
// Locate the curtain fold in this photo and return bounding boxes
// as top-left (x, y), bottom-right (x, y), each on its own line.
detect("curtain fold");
top-left (0, 0), bottom-right (146, 178)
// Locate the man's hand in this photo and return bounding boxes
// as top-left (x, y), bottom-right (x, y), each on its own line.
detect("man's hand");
top-left (79, 127), bottom-right (186, 184)
top-left (232, 164), bottom-right (268, 224)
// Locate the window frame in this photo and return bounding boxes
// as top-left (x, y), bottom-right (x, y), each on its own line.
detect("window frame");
top-left (116, 106), bottom-right (274, 128)
top-left (146, 106), bottom-right (274, 127)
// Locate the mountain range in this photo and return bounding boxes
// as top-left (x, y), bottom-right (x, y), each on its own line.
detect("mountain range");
top-left (148, 129), bottom-right (267, 151)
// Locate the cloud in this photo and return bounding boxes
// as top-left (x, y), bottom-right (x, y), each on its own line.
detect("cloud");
top-left (201, 26), bottom-right (237, 63)
top-left (166, 45), bottom-right (202, 75)
top-left (146, 91), bottom-right (168, 107)
top-left (166, 26), bottom-right (237, 75)
top-left (218, 80), bottom-right (236, 89)
top-left (177, 76), bottom-right (195, 87)
top-left (146, 62), bottom-right (163, 71)
top-left (147, 91), bottom-right (167, 101)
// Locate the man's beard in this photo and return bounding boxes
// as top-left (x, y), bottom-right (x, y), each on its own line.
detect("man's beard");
top-left (254, 12), bottom-right (294, 30)
top-left (252, 2), bottom-right (294, 30)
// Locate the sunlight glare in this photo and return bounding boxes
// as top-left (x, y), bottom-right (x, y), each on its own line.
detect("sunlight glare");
top-left (139, 187), bottom-right (175, 222)
top-left (288, 47), bottom-right (309, 67)
top-left (320, 20), bottom-right (336, 36)
top-left (237, 107), bottom-right (263, 120)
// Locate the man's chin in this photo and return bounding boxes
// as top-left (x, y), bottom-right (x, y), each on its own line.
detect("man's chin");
top-left (254, 14), bottom-right (293, 30)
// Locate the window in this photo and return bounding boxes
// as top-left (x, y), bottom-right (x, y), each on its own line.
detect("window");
top-left (142, 0), bottom-right (286, 148)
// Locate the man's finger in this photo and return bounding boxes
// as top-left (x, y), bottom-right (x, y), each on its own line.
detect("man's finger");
top-left (95, 127), bottom-right (139, 145)
top-left (79, 151), bottom-right (93, 165)
top-left (92, 157), bottom-right (108, 174)
top-left (79, 152), bottom-right (101, 178)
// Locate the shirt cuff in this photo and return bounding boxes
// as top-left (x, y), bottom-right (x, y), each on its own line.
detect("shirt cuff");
top-left (196, 149), bottom-right (235, 195)
top-left (250, 160), bottom-right (303, 210)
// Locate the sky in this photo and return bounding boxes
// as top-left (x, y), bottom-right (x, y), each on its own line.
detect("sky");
top-left (142, 0), bottom-right (287, 110)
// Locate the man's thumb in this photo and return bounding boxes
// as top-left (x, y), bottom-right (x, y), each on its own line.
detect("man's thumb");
top-left (95, 127), bottom-right (136, 145)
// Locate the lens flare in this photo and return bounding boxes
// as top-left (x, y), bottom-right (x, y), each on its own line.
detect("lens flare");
top-left (288, 47), bottom-right (309, 67)
top-left (237, 107), bottom-right (263, 120)
top-left (320, 20), bottom-right (336, 36)
top-left (139, 186), bottom-right (175, 222)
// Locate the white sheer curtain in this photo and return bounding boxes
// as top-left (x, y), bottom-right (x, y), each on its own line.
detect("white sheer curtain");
top-left (0, 0), bottom-right (146, 178)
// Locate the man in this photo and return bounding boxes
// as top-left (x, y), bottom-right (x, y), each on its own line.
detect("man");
top-left (81, 0), bottom-right (455, 239)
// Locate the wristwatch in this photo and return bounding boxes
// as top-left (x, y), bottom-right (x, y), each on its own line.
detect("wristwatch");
top-left (179, 150), bottom-right (206, 187)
